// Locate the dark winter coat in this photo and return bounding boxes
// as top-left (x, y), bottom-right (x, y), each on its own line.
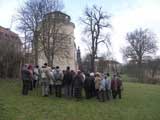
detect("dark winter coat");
top-left (73, 74), bottom-right (83, 89)
top-left (63, 70), bottom-right (73, 86)
top-left (21, 69), bottom-right (32, 81)
top-left (84, 76), bottom-right (92, 90)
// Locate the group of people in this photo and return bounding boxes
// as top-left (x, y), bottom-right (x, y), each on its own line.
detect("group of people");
top-left (21, 63), bottom-right (123, 102)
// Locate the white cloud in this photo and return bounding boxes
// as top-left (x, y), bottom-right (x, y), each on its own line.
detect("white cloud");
top-left (110, 1), bottom-right (160, 63)
top-left (1, 0), bottom-right (160, 63)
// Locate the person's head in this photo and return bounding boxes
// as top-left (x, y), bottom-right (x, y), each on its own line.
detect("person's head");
top-left (56, 66), bottom-right (59, 69)
top-left (55, 66), bottom-right (60, 71)
top-left (107, 73), bottom-right (110, 77)
top-left (36, 65), bottom-right (39, 68)
top-left (28, 64), bottom-right (33, 70)
top-left (52, 66), bottom-right (55, 70)
top-left (67, 66), bottom-right (70, 70)
top-left (44, 63), bottom-right (48, 67)
top-left (90, 72), bottom-right (94, 77)
top-left (95, 72), bottom-right (100, 77)
top-left (104, 76), bottom-right (107, 79)
top-left (63, 70), bottom-right (66, 73)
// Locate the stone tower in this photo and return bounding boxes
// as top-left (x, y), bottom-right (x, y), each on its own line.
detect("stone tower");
top-left (38, 11), bottom-right (77, 70)
top-left (77, 47), bottom-right (82, 70)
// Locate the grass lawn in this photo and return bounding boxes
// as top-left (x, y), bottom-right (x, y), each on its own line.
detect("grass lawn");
top-left (0, 80), bottom-right (160, 120)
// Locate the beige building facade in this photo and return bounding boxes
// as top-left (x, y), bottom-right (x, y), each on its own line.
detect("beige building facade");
top-left (38, 11), bottom-right (77, 70)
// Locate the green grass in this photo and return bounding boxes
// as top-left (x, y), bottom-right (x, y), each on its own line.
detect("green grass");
top-left (0, 80), bottom-right (160, 120)
top-left (121, 74), bottom-right (139, 82)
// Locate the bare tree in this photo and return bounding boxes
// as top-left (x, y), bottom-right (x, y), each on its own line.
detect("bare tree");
top-left (17, 0), bottom-right (63, 65)
top-left (82, 53), bottom-right (92, 73)
top-left (80, 5), bottom-right (111, 72)
top-left (122, 28), bottom-right (157, 82)
top-left (122, 28), bottom-right (157, 66)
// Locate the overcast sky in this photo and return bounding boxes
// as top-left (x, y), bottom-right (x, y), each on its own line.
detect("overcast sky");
top-left (0, 0), bottom-right (160, 63)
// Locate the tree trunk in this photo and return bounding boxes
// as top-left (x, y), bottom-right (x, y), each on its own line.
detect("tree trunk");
top-left (91, 55), bottom-right (95, 72)
top-left (34, 31), bottom-right (39, 65)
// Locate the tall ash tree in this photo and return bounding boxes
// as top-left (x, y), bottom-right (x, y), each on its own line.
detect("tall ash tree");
top-left (80, 5), bottom-right (111, 72)
top-left (122, 28), bottom-right (157, 66)
top-left (17, 0), bottom-right (63, 65)
top-left (122, 28), bottom-right (157, 82)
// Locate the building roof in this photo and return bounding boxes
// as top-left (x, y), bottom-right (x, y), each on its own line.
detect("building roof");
top-left (0, 26), bottom-right (21, 44)
top-left (0, 26), bottom-right (19, 37)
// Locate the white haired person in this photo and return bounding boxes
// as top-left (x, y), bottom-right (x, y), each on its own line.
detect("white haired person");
top-left (105, 73), bottom-right (111, 100)
top-left (90, 72), bottom-right (96, 97)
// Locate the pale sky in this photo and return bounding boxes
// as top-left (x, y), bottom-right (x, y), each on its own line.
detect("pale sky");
top-left (0, 0), bottom-right (160, 63)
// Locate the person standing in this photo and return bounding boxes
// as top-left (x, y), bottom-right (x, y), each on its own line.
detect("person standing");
top-left (21, 64), bottom-right (32, 95)
top-left (111, 74), bottom-right (118, 99)
top-left (117, 75), bottom-right (123, 99)
top-left (71, 70), bottom-right (76, 97)
top-left (73, 70), bottom-right (83, 101)
top-left (40, 63), bottom-right (50, 96)
top-left (63, 66), bottom-right (73, 97)
top-left (33, 65), bottom-right (40, 88)
top-left (105, 73), bottom-right (111, 100)
top-left (53, 66), bottom-right (63, 97)
top-left (28, 64), bottom-right (34, 91)
top-left (84, 73), bottom-right (92, 99)
top-left (94, 72), bottom-right (101, 99)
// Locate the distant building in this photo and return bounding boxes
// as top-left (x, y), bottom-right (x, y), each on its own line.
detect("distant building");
top-left (0, 26), bottom-right (21, 49)
top-left (0, 26), bottom-right (22, 78)
top-left (96, 59), bottom-right (121, 74)
top-left (77, 47), bottom-right (82, 70)
top-left (38, 11), bottom-right (77, 70)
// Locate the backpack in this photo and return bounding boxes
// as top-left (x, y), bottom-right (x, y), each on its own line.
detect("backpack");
top-left (54, 70), bottom-right (62, 81)
top-left (41, 70), bottom-right (46, 79)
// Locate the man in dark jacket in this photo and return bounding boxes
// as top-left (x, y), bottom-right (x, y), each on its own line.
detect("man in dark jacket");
top-left (84, 73), bottom-right (92, 99)
top-left (63, 66), bottom-right (73, 97)
top-left (21, 64), bottom-right (32, 95)
top-left (111, 75), bottom-right (123, 99)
